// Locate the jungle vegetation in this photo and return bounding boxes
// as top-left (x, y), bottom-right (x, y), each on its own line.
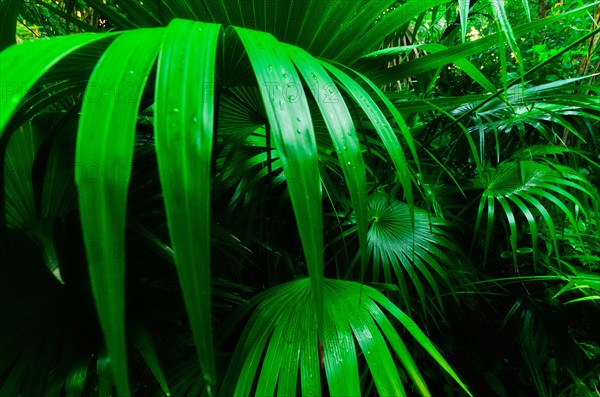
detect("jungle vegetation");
top-left (1, 0), bottom-right (599, 396)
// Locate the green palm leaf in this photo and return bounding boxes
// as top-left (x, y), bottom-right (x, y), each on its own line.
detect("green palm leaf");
top-left (75, 28), bottom-right (165, 397)
top-left (283, 43), bottom-right (369, 283)
top-left (365, 193), bottom-right (458, 314)
top-left (472, 160), bottom-right (598, 266)
top-left (154, 19), bottom-right (220, 389)
top-left (77, 0), bottom-right (448, 63)
top-left (3, 113), bottom-right (79, 282)
top-left (234, 25), bottom-right (326, 332)
top-left (221, 278), bottom-right (471, 397)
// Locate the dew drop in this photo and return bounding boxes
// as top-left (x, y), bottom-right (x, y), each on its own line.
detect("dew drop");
top-left (268, 64), bottom-right (274, 72)
top-left (347, 161), bottom-right (352, 166)
top-left (342, 145), bottom-right (348, 150)
top-left (296, 129), bottom-right (302, 135)
top-left (296, 117), bottom-right (302, 123)
top-left (287, 95), bottom-right (294, 102)
top-left (172, 108), bottom-right (180, 113)
top-left (191, 115), bottom-right (198, 124)
top-left (128, 70), bottom-right (135, 74)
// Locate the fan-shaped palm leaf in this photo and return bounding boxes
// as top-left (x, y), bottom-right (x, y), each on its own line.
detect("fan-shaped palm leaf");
top-left (472, 159), bottom-right (599, 266)
top-left (79, 0), bottom-right (452, 64)
top-left (220, 277), bottom-right (471, 397)
top-left (363, 193), bottom-right (461, 315)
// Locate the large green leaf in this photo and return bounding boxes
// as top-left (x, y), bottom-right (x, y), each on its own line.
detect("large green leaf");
top-left (321, 62), bottom-right (415, 204)
top-left (234, 26), bottom-right (326, 333)
top-left (282, 43), bottom-right (369, 282)
top-left (79, 0), bottom-right (457, 65)
top-left (154, 18), bottom-right (220, 389)
top-left (75, 28), bottom-right (164, 397)
top-left (221, 278), bottom-right (472, 397)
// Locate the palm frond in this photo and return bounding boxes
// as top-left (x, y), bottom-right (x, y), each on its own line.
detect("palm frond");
top-left (472, 159), bottom-right (599, 266)
top-left (220, 278), bottom-right (471, 397)
top-left (364, 193), bottom-right (461, 315)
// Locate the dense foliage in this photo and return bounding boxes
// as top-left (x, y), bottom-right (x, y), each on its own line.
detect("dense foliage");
top-left (1, 0), bottom-right (599, 396)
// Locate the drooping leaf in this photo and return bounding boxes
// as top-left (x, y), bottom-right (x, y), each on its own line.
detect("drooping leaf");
top-left (154, 18), bottom-right (220, 389)
top-left (75, 28), bottom-right (165, 397)
top-left (283, 43), bottom-right (369, 283)
top-left (234, 26), bottom-right (325, 334)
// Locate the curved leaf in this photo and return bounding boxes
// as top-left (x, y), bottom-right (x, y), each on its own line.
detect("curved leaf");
top-left (0, 32), bottom-right (119, 134)
top-left (154, 18), bottom-right (221, 388)
top-left (234, 26), bottom-right (325, 333)
top-left (75, 28), bottom-right (164, 397)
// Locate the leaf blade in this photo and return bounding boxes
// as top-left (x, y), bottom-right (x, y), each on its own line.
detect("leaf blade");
top-left (154, 18), bottom-right (221, 388)
top-left (75, 28), bottom-right (164, 397)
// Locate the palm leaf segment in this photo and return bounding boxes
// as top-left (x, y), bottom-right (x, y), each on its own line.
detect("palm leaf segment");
top-left (0, 17), bottom-right (455, 396)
